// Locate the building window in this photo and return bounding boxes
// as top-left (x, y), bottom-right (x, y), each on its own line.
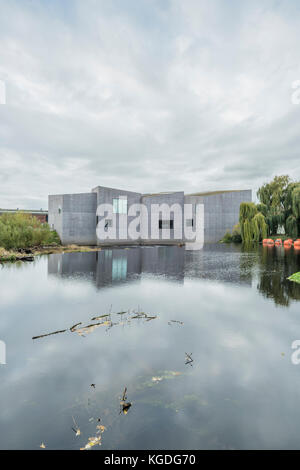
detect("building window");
top-left (159, 220), bottom-right (174, 229)
top-left (104, 219), bottom-right (112, 231)
top-left (112, 257), bottom-right (127, 281)
top-left (58, 207), bottom-right (61, 214)
top-left (186, 219), bottom-right (194, 227)
top-left (113, 197), bottom-right (127, 214)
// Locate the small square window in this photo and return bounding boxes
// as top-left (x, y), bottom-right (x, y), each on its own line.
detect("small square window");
top-left (104, 219), bottom-right (112, 231)
top-left (159, 220), bottom-right (173, 229)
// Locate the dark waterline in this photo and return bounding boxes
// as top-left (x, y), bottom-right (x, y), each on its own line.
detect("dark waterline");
top-left (1, 244), bottom-right (300, 449)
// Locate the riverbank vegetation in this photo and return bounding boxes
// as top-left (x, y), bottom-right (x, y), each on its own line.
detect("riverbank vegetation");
top-left (0, 212), bottom-right (107, 262)
top-left (221, 175), bottom-right (300, 243)
top-left (0, 212), bottom-right (60, 250)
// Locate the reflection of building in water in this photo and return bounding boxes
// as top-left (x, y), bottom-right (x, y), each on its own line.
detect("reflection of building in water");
top-left (184, 244), bottom-right (252, 286)
top-left (95, 248), bottom-right (142, 288)
top-left (48, 246), bottom-right (184, 288)
top-left (48, 245), bottom-right (251, 289)
top-left (48, 252), bottom-right (97, 283)
top-left (141, 246), bottom-right (185, 282)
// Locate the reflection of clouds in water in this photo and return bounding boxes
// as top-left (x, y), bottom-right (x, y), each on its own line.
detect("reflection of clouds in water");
top-left (0, 245), bottom-right (300, 448)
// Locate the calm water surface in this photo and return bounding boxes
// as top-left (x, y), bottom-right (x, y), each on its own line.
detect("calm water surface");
top-left (1, 244), bottom-right (300, 450)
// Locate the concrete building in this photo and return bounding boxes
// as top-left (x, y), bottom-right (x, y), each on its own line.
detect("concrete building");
top-left (48, 186), bottom-right (252, 245)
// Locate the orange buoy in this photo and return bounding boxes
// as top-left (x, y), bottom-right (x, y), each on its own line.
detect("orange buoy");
top-left (294, 240), bottom-right (300, 249)
top-left (263, 238), bottom-right (274, 246)
top-left (284, 239), bottom-right (293, 248)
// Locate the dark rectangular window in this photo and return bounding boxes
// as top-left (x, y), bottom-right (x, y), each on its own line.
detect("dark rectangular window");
top-left (159, 220), bottom-right (174, 229)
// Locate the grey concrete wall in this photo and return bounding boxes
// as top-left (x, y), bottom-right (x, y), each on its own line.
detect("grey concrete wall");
top-left (185, 190), bottom-right (252, 243)
top-left (92, 186), bottom-right (142, 246)
top-left (48, 193), bottom-right (97, 245)
top-left (49, 187), bottom-right (251, 246)
top-left (141, 192), bottom-right (184, 243)
top-left (48, 194), bottom-right (64, 241)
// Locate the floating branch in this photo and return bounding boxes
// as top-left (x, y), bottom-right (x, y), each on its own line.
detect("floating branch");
top-left (120, 387), bottom-right (132, 415)
top-left (32, 329), bottom-right (67, 340)
top-left (185, 352), bottom-right (194, 366)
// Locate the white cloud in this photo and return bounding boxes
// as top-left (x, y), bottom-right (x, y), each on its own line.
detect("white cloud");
top-left (0, 0), bottom-right (300, 209)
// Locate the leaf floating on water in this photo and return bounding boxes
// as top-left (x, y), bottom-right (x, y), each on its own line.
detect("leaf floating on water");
top-left (120, 387), bottom-right (132, 415)
top-left (96, 424), bottom-right (106, 432)
top-left (71, 416), bottom-right (81, 436)
top-left (72, 427), bottom-right (81, 436)
top-left (80, 424), bottom-right (106, 450)
top-left (121, 403), bottom-right (132, 415)
top-left (80, 435), bottom-right (102, 450)
top-left (152, 376), bottom-right (163, 383)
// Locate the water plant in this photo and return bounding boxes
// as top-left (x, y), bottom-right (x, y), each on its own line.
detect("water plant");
top-left (287, 272), bottom-right (300, 284)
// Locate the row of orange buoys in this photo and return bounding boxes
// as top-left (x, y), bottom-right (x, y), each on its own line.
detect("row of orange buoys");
top-left (263, 238), bottom-right (300, 249)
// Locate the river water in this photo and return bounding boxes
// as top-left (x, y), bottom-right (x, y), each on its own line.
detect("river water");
top-left (1, 244), bottom-right (300, 449)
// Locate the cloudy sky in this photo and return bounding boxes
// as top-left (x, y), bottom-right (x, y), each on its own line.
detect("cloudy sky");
top-left (0, 0), bottom-right (300, 210)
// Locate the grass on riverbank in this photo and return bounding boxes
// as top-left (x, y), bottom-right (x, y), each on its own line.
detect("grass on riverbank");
top-left (0, 244), bottom-right (103, 262)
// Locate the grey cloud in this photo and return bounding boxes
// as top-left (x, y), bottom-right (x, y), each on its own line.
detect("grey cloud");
top-left (0, 0), bottom-right (300, 208)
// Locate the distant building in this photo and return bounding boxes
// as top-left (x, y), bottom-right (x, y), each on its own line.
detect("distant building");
top-left (0, 209), bottom-right (48, 223)
top-left (48, 186), bottom-right (252, 245)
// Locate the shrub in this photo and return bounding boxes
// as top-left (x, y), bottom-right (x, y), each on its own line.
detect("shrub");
top-left (232, 223), bottom-right (242, 243)
top-left (0, 212), bottom-right (60, 250)
top-left (220, 231), bottom-right (233, 243)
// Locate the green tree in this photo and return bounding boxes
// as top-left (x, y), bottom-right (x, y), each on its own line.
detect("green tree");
top-left (239, 202), bottom-right (268, 243)
top-left (257, 175), bottom-right (290, 235)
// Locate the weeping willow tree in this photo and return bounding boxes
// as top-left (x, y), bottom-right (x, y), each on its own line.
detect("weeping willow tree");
top-left (286, 215), bottom-right (298, 239)
top-left (283, 183), bottom-right (300, 237)
top-left (252, 213), bottom-right (268, 242)
top-left (239, 202), bottom-right (268, 243)
top-left (257, 175), bottom-right (290, 235)
top-left (292, 186), bottom-right (300, 219)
